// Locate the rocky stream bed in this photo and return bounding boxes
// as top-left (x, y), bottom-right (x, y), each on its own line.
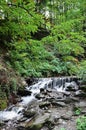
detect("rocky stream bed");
top-left (0, 77), bottom-right (86, 130)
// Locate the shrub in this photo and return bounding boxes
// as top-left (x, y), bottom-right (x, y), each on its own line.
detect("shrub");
top-left (76, 116), bottom-right (86, 130)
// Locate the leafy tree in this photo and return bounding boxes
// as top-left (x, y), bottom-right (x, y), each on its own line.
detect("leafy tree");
top-left (0, 0), bottom-right (86, 78)
top-left (0, 0), bottom-right (42, 44)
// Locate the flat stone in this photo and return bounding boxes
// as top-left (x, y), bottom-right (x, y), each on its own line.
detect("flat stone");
top-left (75, 101), bottom-right (86, 108)
top-left (39, 102), bottom-right (51, 109)
top-left (57, 102), bottom-right (66, 107)
top-left (26, 113), bottom-right (50, 130)
top-left (52, 101), bottom-right (66, 107)
top-left (61, 111), bottom-right (73, 120)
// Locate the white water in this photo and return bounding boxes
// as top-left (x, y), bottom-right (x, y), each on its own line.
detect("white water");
top-left (26, 78), bottom-right (53, 93)
top-left (0, 111), bottom-right (18, 121)
top-left (19, 95), bottom-right (36, 106)
top-left (0, 77), bottom-right (77, 121)
top-left (0, 107), bottom-right (24, 121)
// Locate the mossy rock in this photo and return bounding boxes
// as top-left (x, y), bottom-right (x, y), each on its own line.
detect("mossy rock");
top-left (26, 113), bottom-right (50, 130)
top-left (26, 124), bottom-right (42, 130)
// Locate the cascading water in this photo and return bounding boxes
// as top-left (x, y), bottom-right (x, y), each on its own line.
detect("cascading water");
top-left (0, 76), bottom-right (79, 122)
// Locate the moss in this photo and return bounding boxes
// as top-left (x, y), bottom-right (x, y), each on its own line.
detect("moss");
top-left (0, 99), bottom-right (7, 110)
top-left (0, 91), bottom-right (8, 110)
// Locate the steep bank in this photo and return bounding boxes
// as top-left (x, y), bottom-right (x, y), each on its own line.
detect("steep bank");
top-left (0, 48), bottom-right (25, 110)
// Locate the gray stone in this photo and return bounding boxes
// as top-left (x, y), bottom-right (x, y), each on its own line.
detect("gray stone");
top-left (41, 126), bottom-right (49, 130)
top-left (52, 101), bottom-right (66, 107)
top-left (57, 102), bottom-right (66, 107)
top-left (75, 90), bottom-right (86, 97)
top-left (26, 113), bottom-right (50, 130)
top-left (61, 111), bottom-right (73, 120)
top-left (35, 93), bottom-right (45, 100)
top-left (65, 81), bottom-right (79, 91)
top-left (75, 101), bottom-right (86, 108)
top-left (39, 102), bottom-right (51, 109)
top-left (24, 109), bottom-right (37, 118)
top-left (49, 114), bottom-right (60, 124)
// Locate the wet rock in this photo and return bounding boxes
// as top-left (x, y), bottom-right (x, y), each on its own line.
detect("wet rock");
top-left (40, 88), bottom-right (45, 93)
top-left (46, 88), bottom-right (52, 93)
top-left (17, 89), bottom-right (32, 96)
top-left (5, 105), bottom-right (15, 111)
top-left (75, 90), bottom-right (86, 97)
top-left (63, 91), bottom-right (70, 96)
top-left (65, 81), bottom-right (79, 91)
top-left (25, 77), bottom-right (38, 86)
top-left (35, 93), bottom-right (45, 100)
top-left (18, 117), bottom-right (27, 122)
top-left (48, 92), bottom-right (57, 98)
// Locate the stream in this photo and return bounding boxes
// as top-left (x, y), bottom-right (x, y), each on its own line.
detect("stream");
top-left (0, 76), bottom-right (86, 130)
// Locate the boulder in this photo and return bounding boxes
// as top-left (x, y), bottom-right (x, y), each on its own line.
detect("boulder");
top-left (26, 113), bottom-right (50, 130)
top-left (75, 90), bottom-right (86, 97)
top-left (65, 81), bottom-right (79, 91)
top-left (24, 109), bottom-right (37, 118)
top-left (17, 89), bottom-right (32, 96)
top-left (35, 93), bottom-right (45, 100)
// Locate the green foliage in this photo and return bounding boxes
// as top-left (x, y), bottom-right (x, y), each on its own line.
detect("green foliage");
top-left (0, 99), bottom-right (7, 110)
top-left (76, 116), bottom-right (86, 130)
top-left (0, 0), bottom-right (42, 43)
top-left (74, 107), bottom-right (81, 116)
top-left (77, 60), bottom-right (86, 81)
top-left (0, 0), bottom-right (86, 77)
top-left (41, 18), bottom-right (85, 75)
top-left (0, 90), bottom-right (7, 110)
